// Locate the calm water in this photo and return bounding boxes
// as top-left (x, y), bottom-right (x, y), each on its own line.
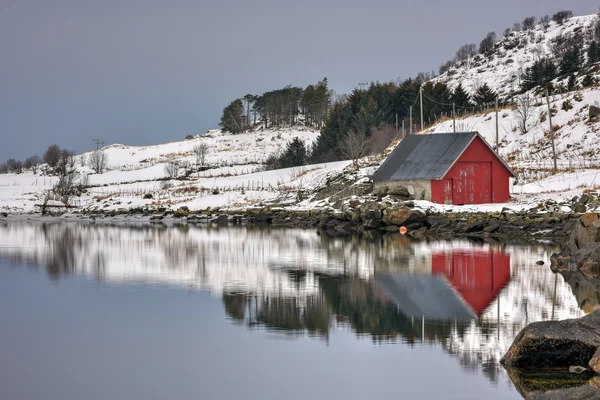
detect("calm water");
top-left (0, 221), bottom-right (591, 399)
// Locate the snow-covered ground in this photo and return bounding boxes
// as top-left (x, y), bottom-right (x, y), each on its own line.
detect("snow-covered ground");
top-left (432, 14), bottom-right (598, 99)
top-left (3, 14), bottom-right (600, 214)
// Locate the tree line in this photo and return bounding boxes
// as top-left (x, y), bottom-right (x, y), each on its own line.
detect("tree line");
top-left (220, 78), bottom-right (330, 133)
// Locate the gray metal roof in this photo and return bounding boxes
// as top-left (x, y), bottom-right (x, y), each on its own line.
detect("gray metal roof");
top-left (372, 132), bottom-right (514, 181)
top-left (375, 273), bottom-right (476, 320)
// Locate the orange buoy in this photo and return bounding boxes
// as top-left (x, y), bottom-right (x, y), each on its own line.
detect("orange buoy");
top-left (399, 226), bottom-right (407, 235)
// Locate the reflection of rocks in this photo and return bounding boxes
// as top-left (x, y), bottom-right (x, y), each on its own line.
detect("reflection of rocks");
top-left (551, 213), bottom-right (600, 276)
top-left (0, 221), bottom-right (587, 390)
top-left (506, 368), bottom-right (600, 400)
top-left (501, 311), bottom-right (600, 371)
top-left (559, 271), bottom-right (600, 314)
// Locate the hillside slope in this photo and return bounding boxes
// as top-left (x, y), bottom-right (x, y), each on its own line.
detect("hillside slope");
top-left (432, 14), bottom-right (599, 98)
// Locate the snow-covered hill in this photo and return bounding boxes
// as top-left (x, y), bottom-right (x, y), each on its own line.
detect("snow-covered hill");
top-left (432, 14), bottom-right (599, 98)
top-left (0, 127), bottom-right (357, 213)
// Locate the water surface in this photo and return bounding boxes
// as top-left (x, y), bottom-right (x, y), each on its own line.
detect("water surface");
top-left (0, 222), bottom-right (588, 399)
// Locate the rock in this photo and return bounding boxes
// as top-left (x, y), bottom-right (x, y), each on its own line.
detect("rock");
top-left (382, 206), bottom-right (426, 226)
top-left (0, 212), bottom-right (7, 218)
top-left (406, 222), bottom-right (422, 230)
top-left (363, 218), bottom-right (382, 229)
top-left (550, 250), bottom-right (571, 272)
top-left (427, 215), bottom-right (450, 229)
top-left (382, 225), bottom-right (400, 232)
top-left (465, 220), bottom-right (485, 233)
top-left (506, 368), bottom-right (600, 400)
top-left (580, 194), bottom-right (591, 204)
top-left (570, 366), bottom-right (588, 374)
top-left (387, 186), bottom-right (410, 198)
top-left (483, 224), bottom-right (500, 233)
top-left (348, 200), bottom-right (362, 209)
top-left (589, 347), bottom-right (600, 374)
top-left (408, 227), bottom-right (427, 239)
top-left (536, 260), bottom-right (545, 266)
top-left (143, 193), bottom-right (153, 199)
top-left (501, 310), bottom-right (600, 369)
top-left (581, 260), bottom-right (600, 279)
top-left (178, 206), bottom-right (189, 212)
top-left (590, 104), bottom-right (600, 120)
top-left (580, 213), bottom-right (598, 227)
top-left (372, 186), bottom-right (389, 197)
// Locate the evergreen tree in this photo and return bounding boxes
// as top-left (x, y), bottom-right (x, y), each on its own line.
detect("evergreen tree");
top-left (521, 58), bottom-right (557, 92)
top-left (567, 75), bottom-right (579, 91)
top-left (582, 75), bottom-right (596, 88)
top-left (588, 41), bottom-right (600, 65)
top-left (473, 83), bottom-right (498, 106)
top-left (220, 99), bottom-right (247, 133)
top-left (451, 83), bottom-right (472, 107)
top-left (560, 44), bottom-right (584, 75)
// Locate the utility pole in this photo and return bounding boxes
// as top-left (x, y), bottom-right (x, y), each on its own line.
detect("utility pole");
top-left (452, 103), bottom-right (456, 133)
top-left (395, 113), bottom-right (398, 133)
top-left (419, 85), bottom-right (424, 132)
top-left (546, 88), bottom-right (557, 170)
top-left (402, 120), bottom-right (405, 138)
top-left (93, 138), bottom-right (104, 151)
top-left (495, 98), bottom-right (499, 151)
top-left (409, 106), bottom-right (413, 135)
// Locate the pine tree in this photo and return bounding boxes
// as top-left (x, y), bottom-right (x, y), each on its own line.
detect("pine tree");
top-left (560, 44), bottom-right (584, 75)
top-left (451, 83), bottom-right (472, 107)
top-left (567, 75), bottom-right (579, 91)
top-left (582, 75), bottom-right (596, 88)
top-left (219, 99), bottom-right (247, 133)
top-left (588, 41), bottom-right (600, 65)
top-left (473, 83), bottom-right (498, 106)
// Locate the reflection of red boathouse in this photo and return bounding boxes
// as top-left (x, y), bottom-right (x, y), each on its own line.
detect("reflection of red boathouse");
top-left (375, 246), bottom-right (511, 320)
top-left (432, 249), bottom-right (511, 316)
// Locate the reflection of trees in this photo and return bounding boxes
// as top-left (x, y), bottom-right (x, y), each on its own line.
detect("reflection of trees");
top-left (222, 293), bottom-right (332, 338)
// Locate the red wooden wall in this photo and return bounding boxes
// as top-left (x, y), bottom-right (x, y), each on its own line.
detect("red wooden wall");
top-left (431, 137), bottom-right (512, 204)
top-left (431, 249), bottom-right (511, 316)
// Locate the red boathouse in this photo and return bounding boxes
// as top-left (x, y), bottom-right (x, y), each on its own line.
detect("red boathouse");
top-left (372, 132), bottom-right (515, 205)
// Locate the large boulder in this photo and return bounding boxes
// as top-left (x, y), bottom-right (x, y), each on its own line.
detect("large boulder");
top-left (590, 105), bottom-right (600, 120)
top-left (501, 310), bottom-right (600, 371)
top-left (382, 206), bottom-right (426, 226)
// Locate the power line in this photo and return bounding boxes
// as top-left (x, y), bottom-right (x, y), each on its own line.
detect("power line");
top-left (92, 138), bottom-right (105, 151)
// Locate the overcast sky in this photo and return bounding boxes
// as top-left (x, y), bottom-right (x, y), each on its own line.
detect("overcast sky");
top-left (0, 0), bottom-right (598, 161)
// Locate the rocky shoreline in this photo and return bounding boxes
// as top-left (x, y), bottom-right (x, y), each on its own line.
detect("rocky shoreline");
top-left (1, 199), bottom-right (583, 242)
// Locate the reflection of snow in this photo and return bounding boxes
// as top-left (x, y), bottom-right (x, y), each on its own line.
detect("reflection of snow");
top-left (0, 222), bottom-right (585, 385)
top-left (446, 244), bottom-right (584, 382)
top-left (0, 223), bottom-right (373, 298)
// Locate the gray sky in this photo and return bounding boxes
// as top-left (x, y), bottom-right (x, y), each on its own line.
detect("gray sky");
top-left (0, 0), bottom-right (597, 161)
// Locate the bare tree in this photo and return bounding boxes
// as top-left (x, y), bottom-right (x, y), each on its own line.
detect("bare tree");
top-left (553, 10), bottom-right (573, 25)
top-left (88, 150), bottom-right (108, 173)
top-left (44, 144), bottom-right (61, 168)
top-left (24, 155), bottom-right (41, 173)
top-left (515, 94), bottom-right (534, 134)
top-left (53, 171), bottom-right (78, 203)
top-left (164, 162), bottom-right (179, 179)
top-left (455, 44), bottom-right (477, 62)
top-left (341, 130), bottom-right (369, 166)
top-left (522, 16), bottom-right (536, 31)
top-left (368, 124), bottom-right (399, 155)
top-left (540, 15), bottom-right (550, 32)
top-left (192, 143), bottom-right (209, 166)
top-left (513, 23), bottom-right (522, 32)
